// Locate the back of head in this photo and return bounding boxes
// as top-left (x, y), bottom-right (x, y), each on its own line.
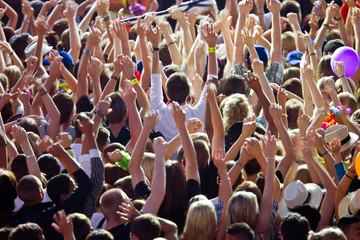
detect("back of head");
top-left (283, 67), bottom-right (300, 83)
top-left (337, 215), bottom-right (360, 237)
top-left (338, 92), bottom-right (358, 115)
top-left (11, 154), bottom-right (29, 181)
top-left (219, 75), bottom-right (246, 96)
top-left (114, 176), bottom-right (136, 200)
top-left (286, 99), bottom-right (303, 129)
top-left (159, 43), bottom-right (171, 66)
top-left (323, 39), bottom-right (344, 55)
top-left (141, 152), bottom-right (155, 182)
top-left (9, 33), bottom-right (30, 60)
top-left (100, 188), bottom-right (128, 220)
top-left (52, 18), bottom-right (69, 37)
top-left (226, 191), bottom-right (259, 228)
top-left (69, 213), bottom-right (92, 240)
top-left (308, 227), bottom-right (346, 240)
top-left (280, 0), bottom-right (301, 19)
top-left (130, 214), bottom-right (161, 240)
top-left (37, 154), bottom-right (61, 180)
top-left (103, 143), bottom-right (126, 163)
top-left (86, 229), bottom-right (114, 240)
top-left (4, 65), bottom-right (21, 89)
top-left (0, 170), bottom-right (17, 227)
top-left (226, 222), bottom-right (255, 240)
top-left (282, 78), bottom-right (302, 98)
top-left (53, 92), bottom-right (74, 124)
top-left (104, 163), bottom-right (129, 185)
top-left (163, 64), bottom-right (181, 78)
top-left (9, 223), bottom-right (43, 240)
top-left (317, 55), bottom-right (335, 81)
top-left (17, 175), bottom-right (43, 205)
top-left (47, 174), bottom-right (72, 205)
top-left (0, 228), bottom-right (13, 240)
top-left (19, 118), bottom-right (40, 136)
top-left (281, 31), bottom-right (296, 59)
top-left (183, 200), bottom-right (216, 240)
top-left (166, 72), bottom-right (190, 104)
top-left (106, 92), bottom-right (127, 124)
top-left (234, 181), bottom-right (262, 206)
top-left (280, 212), bottom-right (310, 240)
top-left (97, 126), bottom-right (110, 151)
top-left (177, 140), bottom-right (210, 169)
top-left (0, 73), bottom-right (9, 92)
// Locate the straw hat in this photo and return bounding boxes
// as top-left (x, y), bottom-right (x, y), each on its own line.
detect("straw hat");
top-left (25, 41), bottom-right (52, 59)
top-left (324, 125), bottom-right (358, 153)
top-left (338, 189), bottom-right (360, 218)
top-left (278, 180), bottom-right (323, 219)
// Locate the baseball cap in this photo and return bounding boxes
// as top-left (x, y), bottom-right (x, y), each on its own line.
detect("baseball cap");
top-left (285, 50), bottom-right (303, 65)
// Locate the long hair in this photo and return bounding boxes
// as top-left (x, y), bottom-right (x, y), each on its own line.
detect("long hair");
top-left (183, 200), bottom-right (217, 240)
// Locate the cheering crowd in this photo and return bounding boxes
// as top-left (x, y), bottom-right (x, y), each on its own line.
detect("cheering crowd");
top-left (0, 0), bottom-right (360, 239)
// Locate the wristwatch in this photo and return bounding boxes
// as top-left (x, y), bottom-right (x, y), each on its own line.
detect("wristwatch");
top-left (95, 110), bottom-right (105, 117)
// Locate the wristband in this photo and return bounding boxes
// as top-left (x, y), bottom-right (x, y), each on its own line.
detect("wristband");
top-left (131, 77), bottom-right (138, 85)
top-left (83, 49), bottom-right (91, 55)
top-left (338, 75), bottom-right (345, 78)
top-left (282, 114), bottom-right (288, 118)
top-left (323, 23), bottom-right (330, 29)
top-left (0, 142), bottom-right (7, 146)
top-left (335, 16), bottom-right (342, 21)
top-left (151, 47), bottom-right (159, 53)
top-left (208, 47), bottom-right (216, 53)
top-left (29, 20), bottom-right (35, 24)
top-left (168, 41), bottom-right (175, 46)
top-left (24, 105), bottom-right (31, 109)
top-left (345, 174), bottom-right (353, 180)
top-left (103, 14), bottom-right (111, 21)
top-left (236, 161), bottom-right (244, 169)
top-left (320, 150), bottom-right (329, 157)
top-left (9, 51), bottom-right (14, 56)
top-left (219, 177), bottom-right (231, 183)
top-left (39, 88), bottom-right (47, 96)
top-left (58, 0), bottom-right (63, 5)
top-left (26, 154), bottom-right (35, 159)
top-left (309, 52), bottom-right (316, 56)
top-left (111, 75), bottom-right (120, 81)
top-left (95, 109), bottom-right (105, 117)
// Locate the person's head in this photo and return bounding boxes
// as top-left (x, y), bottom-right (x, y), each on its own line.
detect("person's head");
top-left (17, 175), bottom-right (43, 205)
top-left (9, 223), bottom-right (44, 240)
top-left (163, 64), bottom-right (181, 78)
top-left (159, 42), bottom-right (172, 66)
top-left (10, 154), bottom-right (28, 181)
top-left (53, 92), bottom-right (74, 124)
top-left (282, 78), bottom-right (302, 98)
top-left (177, 139), bottom-right (210, 169)
top-left (0, 73), bottom-right (9, 91)
top-left (104, 163), bottom-right (129, 185)
top-left (52, 18), bottom-right (69, 38)
top-left (351, 109), bottom-right (360, 126)
top-left (69, 213), bottom-right (92, 240)
top-left (338, 92), bottom-right (358, 116)
top-left (317, 55), bottom-right (336, 81)
top-left (280, 212), bottom-right (310, 240)
top-left (0, 170), bottom-right (17, 228)
top-left (183, 200), bottom-right (217, 240)
top-left (86, 229), bottom-right (114, 240)
top-left (106, 92), bottom-right (127, 124)
top-left (225, 222), bottom-right (255, 240)
top-left (0, 227), bottom-right (13, 240)
top-left (97, 126), bottom-right (110, 152)
top-left (294, 164), bottom-right (312, 184)
top-left (57, 29), bottom-right (71, 52)
top-left (47, 174), bottom-right (75, 205)
top-left (337, 215), bottom-right (360, 240)
top-left (100, 188), bottom-right (129, 221)
top-left (141, 152), bottom-right (155, 183)
top-left (103, 143), bottom-right (126, 164)
top-left (283, 67), bottom-right (300, 83)
top-left (160, 160), bottom-right (187, 214)
top-left (226, 191), bottom-right (259, 228)
top-left (4, 65), bottom-right (21, 89)
top-left (37, 154), bottom-right (61, 180)
top-left (114, 175), bottom-right (136, 200)
top-left (285, 51), bottom-right (303, 68)
top-left (220, 93), bottom-right (253, 132)
top-left (234, 181), bottom-right (262, 206)
top-left (323, 39), bottom-right (344, 55)
top-left (9, 33), bottom-right (31, 62)
top-left (286, 99), bottom-right (303, 129)
top-left (130, 214), bottom-right (161, 240)
top-left (219, 75), bottom-right (247, 96)
top-left (308, 227), bottom-right (346, 240)
top-left (280, 0), bottom-right (301, 22)
top-left (18, 118), bottom-right (40, 137)
top-left (291, 205), bottom-right (321, 231)
top-left (166, 72), bottom-right (190, 104)
top-left (281, 31), bottom-right (297, 62)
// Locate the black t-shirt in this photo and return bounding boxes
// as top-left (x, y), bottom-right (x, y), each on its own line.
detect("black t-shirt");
top-left (199, 160), bottom-right (219, 199)
top-left (107, 126), bottom-right (131, 146)
top-left (108, 222), bottom-right (130, 240)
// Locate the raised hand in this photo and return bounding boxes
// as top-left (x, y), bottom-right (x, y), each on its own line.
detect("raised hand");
top-left (266, 0), bottom-right (281, 13)
top-left (246, 137), bottom-right (263, 159)
top-left (187, 118), bottom-right (203, 134)
top-left (242, 115), bottom-right (256, 138)
top-left (47, 142), bottom-right (68, 159)
top-left (35, 16), bottom-right (50, 36)
top-left (328, 138), bottom-right (341, 155)
top-left (297, 108), bottom-right (310, 132)
top-left (56, 132), bottom-right (73, 149)
top-left (146, 26), bottom-right (161, 47)
top-left (252, 25), bottom-right (264, 40)
top-left (239, 0), bottom-right (253, 15)
top-left (277, 87), bottom-right (288, 107)
top-left (245, 71), bottom-right (261, 91)
top-left (287, 12), bottom-right (299, 25)
top-left (87, 57), bottom-right (104, 79)
top-left (25, 56), bottom-right (38, 74)
top-left (153, 137), bottom-right (168, 157)
top-left (122, 80), bottom-right (137, 104)
top-left (49, 55), bottom-right (64, 78)
top-left (135, 17), bottom-right (146, 38)
top-left (86, 26), bottom-right (102, 50)
top-left (251, 58), bottom-right (264, 76)
top-left (76, 114), bottom-right (95, 136)
top-left (11, 124), bottom-right (27, 144)
top-left (112, 20), bottom-right (129, 41)
top-left (262, 131), bottom-right (277, 158)
top-left (95, 98), bottom-right (112, 116)
top-left (0, 41), bottom-right (14, 54)
top-left (97, 0), bottom-right (110, 15)
top-left (201, 23), bottom-right (218, 47)
top-left (52, 210), bottom-right (74, 238)
top-left (143, 110), bottom-right (159, 131)
top-left (241, 27), bottom-right (254, 48)
top-left (117, 200), bottom-right (141, 222)
top-left (334, 61), bottom-right (345, 77)
top-left (38, 135), bottom-right (54, 154)
top-left (307, 128), bottom-right (326, 151)
top-left (213, 148), bottom-right (227, 170)
top-left (169, 7), bottom-right (185, 20)
top-left (172, 101), bottom-right (186, 127)
top-left (63, 5), bottom-right (77, 20)
top-left (120, 55), bottom-right (135, 80)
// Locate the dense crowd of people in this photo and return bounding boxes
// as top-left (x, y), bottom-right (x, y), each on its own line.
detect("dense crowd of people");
top-left (0, 0), bottom-right (360, 239)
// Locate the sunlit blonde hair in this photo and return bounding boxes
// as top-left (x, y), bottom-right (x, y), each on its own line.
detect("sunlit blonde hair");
top-left (182, 200), bottom-right (217, 240)
top-left (4, 65), bottom-right (21, 88)
top-left (226, 191), bottom-right (259, 228)
top-left (141, 152), bottom-right (155, 183)
top-left (308, 227), bottom-right (346, 240)
top-left (220, 93), bottom-right (252, 132)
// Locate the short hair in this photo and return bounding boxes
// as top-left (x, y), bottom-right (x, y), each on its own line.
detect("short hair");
top-left (337, 215), bottom-right (360, 236)
top-left (226, 222), bottom-right (255, 240)
top-left (47, 174), bottom-right (73, 205)
top-left (19, 118), bottom-right (40, 136)
top-left (11, 154), bottom-right (29, 181)
top-left (9, 223), bottom-right (43, 240)
top-left (159, 42), bottom-right (172, 66)
top-left (291, 205), bottom-right (321, 231)
top-left (100, 188), bottom-right (129, 220)
top-left (177, 139), bottom-right (210, 169)
top-left (104, 163), bottom-right (129, 186)
top-left (97, 126), bottom-right (110, 151)
top-left (130, 214), bottom-right (161, 240)
top-left (244, 158), bottom-right (261, 177)
top-left (3, 26), bottom-right (15, 42)
top-left (234, 181), bottom-right (262, 206)
top-left (283, 67), bottom-right (300, 83)
top-left (69, 213), bottom-right (92, 240)
top-left (166, 72), bottom-right (190, 104)
top-left (52, 18), bottom-right (69, 37)
top-left (280, 212), bottom-right (309, 240)
top-left (0, 170), bottom-right (17, 227)
top-left (9, 33), bottom-right (30, 60)
top-left (114, 176), bottom-right (136, 200)
top-left (219, 75), bottom-right (247, 96)
top-left (282, 78), bottom-right (302, 98)
top-left (106, 92), bottom-right (127, 124)
top-left (141, 152), bottom-right (155, 183)
top-left (338, 92), bottom-right (358, 116)
top-left (37, 154), bottom-right (61, 180)
top-left (317, 55), bottom-right (335, 81)
top-left (286, 99), bottom-right (303, 129)
top-left (86, 229), bottom-right (114, 240)
top-left (282, 31), bottom-right (297, 60)
top-left (17, 175), bottom-right (43, 204)
top-left (351, 109), bottom-right (360, 126)
top-left (163, 64), bottom-right (180, 78)
top-left (103, 143), bottom-right (126, 163)
top-left (53, 92), bottom-right (74, 124)
top-left (308, 227), bottom-right (346, 240)
top-left (280, 0), bottom-right (301, 19)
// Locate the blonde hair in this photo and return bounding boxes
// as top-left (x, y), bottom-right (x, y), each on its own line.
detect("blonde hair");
top-left (282, 31), bottom-right (296, 60)
top-left (226, 191), bottom-right (259, 228)
top-left (295, 164), bottom-right (312, 184)
top-left (308, 227), bottom-right (346, 240)
top-left (141, 152), bottom-right (155, 183)
top-left (183, 200), bottom-right (217, 240)
top-left (4, 65), bottom-right (21, 88)
top-left (220, 93), bottom-right (252, 132)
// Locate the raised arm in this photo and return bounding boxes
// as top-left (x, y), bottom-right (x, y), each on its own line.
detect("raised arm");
top-left (136, 18), bottom-right (152, 91)
top-left (64, 5), bottom-right (82, 61)
top-left (0, 0), bottom-right (17, 30)
top-left (267, 0), bottom-right (283, 63)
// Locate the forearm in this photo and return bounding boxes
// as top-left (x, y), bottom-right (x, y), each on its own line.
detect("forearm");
top-left (254, 88), bottom-right (277, 135)
top-left (133, 83), bottom-right (150, 115)
top-left (151, 49), bottom-right (160, 74)
top-left (21, 139), bottom-right (41, 179)
top-left (78, 4), bottom-right (97, 33)
top-left (305, 77), bottom-right (325, 108)
top-left (68, 18), bottom-right (82, 61)
top-left (271, 14), bottom-right (283, 62)
top-left (41, 93), bottom-right (60, 140)
top-left (126, 102), bottom-right (142, 154)
top-left (76, 49), bottom-right (91, 99)
top-left (121, 38), bottom-right (131, 58)
top-left (208, 95), bottom-right (225, 150)
top-left (164, 134), bottom-right (181, 160)
top-left (337, 18), bottom-right (350, 46)
top-left (77, 0), bottom-right (92, 17)
top-left (178, 19), bottom-right (193, 59)
top-left (314, 24), bottom-right (329, 59)
top-left (340, 76), bottom-right (353, 94)
top-left (46, 5), bottom-right (63, 28)
top-left (257, 7), bottom-right (266, 31)
top-left (222, 29), bottom-right (234, 64)
top-left (258, 73), bottom-right (275, 103)
top-left (302, 80), bottom-right (314, 116)
top-left (0, 1), bottom-right (17, 30)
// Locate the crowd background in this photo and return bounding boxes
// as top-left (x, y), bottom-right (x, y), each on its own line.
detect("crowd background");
top-left (0, 0), bottom-right (360, 239)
